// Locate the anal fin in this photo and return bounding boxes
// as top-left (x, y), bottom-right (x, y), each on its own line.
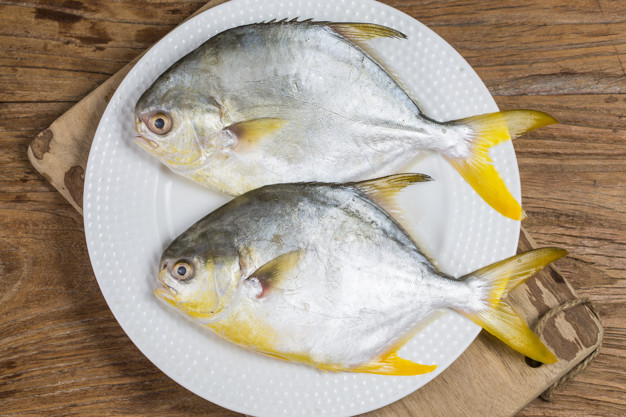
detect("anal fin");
top-left (352, 351), bottom-right (437, 376)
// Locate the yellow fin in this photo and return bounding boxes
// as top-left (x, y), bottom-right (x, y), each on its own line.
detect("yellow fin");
top-left (352, 351), bottom-right (437, 376)
top-left (352, 173), bottom-right (433, 216)
top-left (236, 342), bottom-right (437, 376)
top-left (459, 247), bottom-right (567, 364)
top-left (247, 250), bottom-right (303, 298)
top-left (228, 118), bottom-right (286, 149)
top-left (352, 173), bottom-right (438, 264)
top-left (445, 110), bottom-right (557, 220)
top-left (471, 248), bottom-right (568, 307)
top-left (327, 22), bottom-right (407, 42)
top-left (469, 303), bottom-right (558, 364)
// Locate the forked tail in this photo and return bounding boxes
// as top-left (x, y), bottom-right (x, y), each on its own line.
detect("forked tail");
top-left (459, 247), bottom-right (567, 364)
top-left (444, 110), bottom-right (557, 221)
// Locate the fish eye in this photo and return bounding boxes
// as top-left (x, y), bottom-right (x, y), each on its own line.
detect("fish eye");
top-left (148, 113), bottom-right (172, 135)
top-left (172, 261), bottom-right (193, 281)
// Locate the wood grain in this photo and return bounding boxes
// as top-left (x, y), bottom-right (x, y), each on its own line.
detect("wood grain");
top-left (1, 0), bottom-right (624, 416)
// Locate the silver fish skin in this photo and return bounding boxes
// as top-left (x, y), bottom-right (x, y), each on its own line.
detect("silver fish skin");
top-left (154, 175), bottom-right (563, 374)
top-left (134, 21), bottom-right (557, 221)
top-left (135, 22), bottom-right (439, 184)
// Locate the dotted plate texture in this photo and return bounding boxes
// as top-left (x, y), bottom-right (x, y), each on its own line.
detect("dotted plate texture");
top-left (84, 1), bottom-right (521, 416)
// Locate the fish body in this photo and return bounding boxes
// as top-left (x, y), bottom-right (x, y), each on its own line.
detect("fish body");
top-left (155, 175), bottom-right (564, 374)
top-left (135, 21), bottom-right (556, 220)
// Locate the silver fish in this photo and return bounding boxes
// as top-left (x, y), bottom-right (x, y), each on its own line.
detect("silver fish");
top-left (155, 174), bottom-right (564, 374)
top-left (134, 20), bottom-right (556, 221)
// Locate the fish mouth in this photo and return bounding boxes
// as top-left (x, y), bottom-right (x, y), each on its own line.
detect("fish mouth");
top-left (132, 134), bottom-right (208, 172)
top-left (155, 268), bottom-right (177, 304)
top-left (154, 284), bottom-right (178, 308)
top-left (134, 135), bottom-right (159, 151)
top-left (154, 286), bottom-right (172, 300)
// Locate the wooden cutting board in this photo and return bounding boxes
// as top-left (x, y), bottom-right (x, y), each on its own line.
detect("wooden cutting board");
top-left (26, 1), bottom-right (602, 416)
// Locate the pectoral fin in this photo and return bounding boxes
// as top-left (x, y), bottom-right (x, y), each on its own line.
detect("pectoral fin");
top-left (227, 118), bottom-right (286, 150)
top-left (247, 250), bottom-right (303, 298)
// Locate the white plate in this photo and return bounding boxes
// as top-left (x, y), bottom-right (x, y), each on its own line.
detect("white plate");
top-left (84, 1), bottom-right (521, 416)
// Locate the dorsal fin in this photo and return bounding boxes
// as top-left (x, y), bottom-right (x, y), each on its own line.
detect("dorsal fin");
top-left (353, 174), bottom-right (438, 265)
top-left (246, 250), bottom-right (303, 298)
top-left (261, 20), bottom-right (406, 42)
top-left (352, 173), bottom-right (433, 217)
top-left (320, 22), bottom-right (421, 114)
top-left (326, 22), bottom-right (407, 42)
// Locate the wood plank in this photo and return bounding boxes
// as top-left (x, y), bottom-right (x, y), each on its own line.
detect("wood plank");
top-left (3, 0), bottom-right (207, 26)
top-left (495, 94), bottom-right (626, 130)
top-left (0, 1), bottom-right (207, 101)
top-left (0, 34), bottom-right (139, 75)
top-left (390, 0), bottom-right (626, 25)
top-left (0, 1), bottom-right (623, 416)
top-left (0, 66), bottom-right (110, 102)
top-left (390, 1), bottom-right (626, 96)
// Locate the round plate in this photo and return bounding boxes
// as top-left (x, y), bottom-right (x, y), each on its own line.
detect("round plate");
top-left (84, 0), bottom-right (521, 416)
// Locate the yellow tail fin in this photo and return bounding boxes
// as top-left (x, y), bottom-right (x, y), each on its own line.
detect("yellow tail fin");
top-left (459, 247), bottom-right (567, 364)
top-left (445, 110), bottom-right (557, 221)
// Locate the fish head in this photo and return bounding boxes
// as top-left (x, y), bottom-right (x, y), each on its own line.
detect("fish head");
top-left (134, 72), bottom-right (223, 173)
top-left (155, 236), bottom-right (242, 323)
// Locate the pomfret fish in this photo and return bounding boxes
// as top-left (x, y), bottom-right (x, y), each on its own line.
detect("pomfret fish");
top-left (135, 20), bottom-right (557, 221)
top-left (155, 174), bottom-right (565, 374)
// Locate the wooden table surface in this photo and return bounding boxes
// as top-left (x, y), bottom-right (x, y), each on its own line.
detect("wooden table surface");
top-left (1, 0), bottom-right (624, 415)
